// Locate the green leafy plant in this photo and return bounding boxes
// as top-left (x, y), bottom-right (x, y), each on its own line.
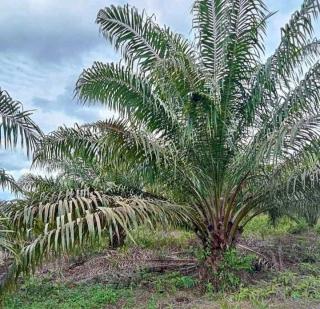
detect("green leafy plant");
top-left (153, 272), bottom-right (198, 293)
top-left (288, 220), bottom-right (309, 234)
top-left (171, 275), bottom-right (198, 289)
top-left (213, 249), bottom-right (255, 292)
top-left (147, 296), bottom-right (158, 309)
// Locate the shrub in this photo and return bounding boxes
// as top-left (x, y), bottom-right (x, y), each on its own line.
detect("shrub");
top-left (244, 215), bottom-right (301, 238)
top-left (212, 249), bottom-right (255, 292)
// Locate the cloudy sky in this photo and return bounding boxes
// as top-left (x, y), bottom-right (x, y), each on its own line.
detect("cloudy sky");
top-left (0, 0), bottom-right (303, 199)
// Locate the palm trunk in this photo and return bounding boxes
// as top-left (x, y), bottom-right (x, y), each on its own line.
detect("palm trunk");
top-left (206, 217), bottom-right (243, 268)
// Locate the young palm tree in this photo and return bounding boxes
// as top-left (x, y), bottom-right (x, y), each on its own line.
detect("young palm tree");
top-left (11, 0), bottom-right (320, 269)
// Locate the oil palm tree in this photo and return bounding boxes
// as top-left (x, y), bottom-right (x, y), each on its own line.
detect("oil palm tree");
top-left (0, 88), bottom-right (42, 295)
top-left (268, 165), bottom-right (320, 227)
top-left (0, 89), bottom-right (41, 155)
top-left (0, 88), bottom-right (42, 193)
top-left (10, 0), bottom-right (320, 269)
top-left (0, 87), bottom-right (42, 233)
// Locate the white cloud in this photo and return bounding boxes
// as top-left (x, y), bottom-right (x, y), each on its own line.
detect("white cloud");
top-left (33, 110), bottom-right (81, 133)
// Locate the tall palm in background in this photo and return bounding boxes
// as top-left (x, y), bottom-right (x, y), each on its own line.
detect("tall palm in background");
top-left (0, 89), bottom-right (41, 295)
top-left (8, 0), bottom-right (320, 270)
top-left (0, 89), bottom-right (41, 193)
top-left (0, 88), bottom-right (42, 247)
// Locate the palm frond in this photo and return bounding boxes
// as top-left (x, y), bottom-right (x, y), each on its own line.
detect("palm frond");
top-left (3, 187), bottom-right (195, 279)
top-left (97, 4), bottom-right (164, 70)
top-left (0, 169), bottom-right (21, 194)
top-left (33, 119), bottom-right (174, 180)
top-left (241, 0), bottom-right (320, 127)
top-left (76, 62), bottom-right (179, 136)
top-left (0, 216), bottom-right (16, 254)
top-left (0, 89), bottom-right (42, 155)
top-left (193, 0), bottom-right (268, 92)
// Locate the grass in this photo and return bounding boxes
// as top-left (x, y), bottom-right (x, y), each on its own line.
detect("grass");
top-left (125, 224), bottom-right (195, 250)
top-left (4, 278), bottom-right (132, 309)
top-left (230, 271), bottom-right (320, 302)
top-left (3, 272), bottom-right (200, 309)
top-left (150, 272), bottom-right (198, 292)
top-left (243, 214), bottom-right (320, 239)
top-left (243, 215), bottom-right (306, 239)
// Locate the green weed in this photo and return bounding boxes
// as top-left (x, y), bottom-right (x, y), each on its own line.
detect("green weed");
top-left (287, 220), bottom-right (309, 234)
top-left (212, 249), bottom-right (255, 292)
top-left (4, 278), bottom-right (131, 309)
top-left (153, 272), bottom-right (198, 293)
top-left (232, 271), bottom-right (320, 303)
top-left (147, 296), bottom-right (158, 309)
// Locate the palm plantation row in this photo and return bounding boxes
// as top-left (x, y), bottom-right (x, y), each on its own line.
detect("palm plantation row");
top-left (1, 0), bottom-right (320, 295)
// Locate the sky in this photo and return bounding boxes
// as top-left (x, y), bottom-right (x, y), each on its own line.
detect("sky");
top-left (0, 0), bottom-right (303, 199)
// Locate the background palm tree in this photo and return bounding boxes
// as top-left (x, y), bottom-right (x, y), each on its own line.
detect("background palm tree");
top-left (268, 168), bottom-right (320, 227)
top-left (7, 0), bottom-right (320, 271)
top-left (0, 88), bottom-right (42, 295)
top-left (0, 88), bottom-right (42, 194)
top-left (0, 89), bottom-right (41, 156)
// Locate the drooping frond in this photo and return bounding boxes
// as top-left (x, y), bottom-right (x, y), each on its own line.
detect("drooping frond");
top-left (18, 174), bottom-right (62, 194)
top-left (0, 214), bottom-right (18, 297)
top-left (258, 158), bottom-right (320, 226)
top-left (0, 216), bottom-right (16, 254)
top-left (33, 124), bottom-right (100, 167)
top-left (272, 0), bottom-right (320, 81)
top-left (250, 61), bottom-right (320, 166)
top-left (0, 89), bottom-right (41, 296)
top-left (33, 118), bottom-right (174, 180)
top-left (97, 4), bottom-right (164, 69)
top-left (0, 169), bottom-right (21, 194)
top-left (0, 89), bottom-right (42, 155)
top-left (96, 4), bottom-right (197, 74)
top-left (3, 187), bottom-right (196, 278)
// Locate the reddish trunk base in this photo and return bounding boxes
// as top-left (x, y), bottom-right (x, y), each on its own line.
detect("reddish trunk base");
top-left (198, 222), bottom-right (243, 279)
